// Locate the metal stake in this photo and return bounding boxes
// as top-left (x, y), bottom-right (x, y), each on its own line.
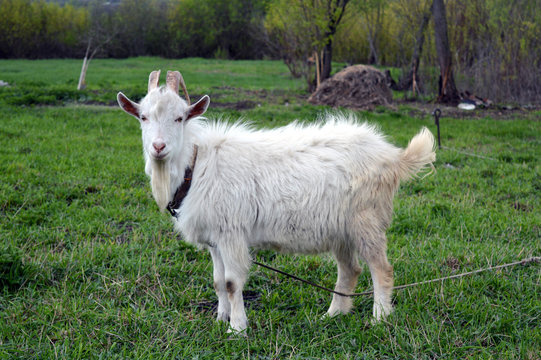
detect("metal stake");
top-left (432, 108), bottom-right (442, 149)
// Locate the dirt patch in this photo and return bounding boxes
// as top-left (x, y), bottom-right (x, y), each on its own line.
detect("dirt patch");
top-left (308, 65), bottom-right (392, 110)
top-left (397, 100), bottom-right (541, 121)
top-left (443, 257), bottom-right (461, 272)
top-left (66, 84), bottom-right (539, 121)
top-left (512, 201), bottom-right (531, 212)
top-left (211, 100), bottom-right (258, 110)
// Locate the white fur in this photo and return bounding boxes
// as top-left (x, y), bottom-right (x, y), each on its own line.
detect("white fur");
top-left (118, 75), bottom-right (436, 333)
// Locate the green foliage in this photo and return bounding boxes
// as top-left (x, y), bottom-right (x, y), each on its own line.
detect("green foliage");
top-left (446, 0), bottom-right (541, 102)
top-left (114, 0), bottom-right (171, 57)
top-left (144, 0), bottom-right (267, 59)
top-left (167, 0), bottom-right (218, 58)
top-left (0, 57), bottom-right (540, 358)
top-left (1, 0), bottom-right (541, 102)
top-left (0, 0), bottom-right (88, 58)
top-left (334, 0), bottom-right (410, 65)
top-left (264, 0), bottom-right (318, 79)
top-left (264, 0), bottom-right (350, 88)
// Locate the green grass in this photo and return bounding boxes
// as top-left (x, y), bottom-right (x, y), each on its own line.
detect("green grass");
top-left (0, 57), bottom-right (540, 359)
top-left (0, 57), bottom-right (304, 107)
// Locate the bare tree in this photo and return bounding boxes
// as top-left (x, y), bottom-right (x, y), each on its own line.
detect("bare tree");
top-left (77, 1), bottom-right (117, 90)
top-left (265, 0), bottom-right (350, 91)
top-left (432, 0), bottom-right (459, 104)
top-left (396, 1), bottom-right (432, 96)
top-left (358, 0), bottom-right (386, 66)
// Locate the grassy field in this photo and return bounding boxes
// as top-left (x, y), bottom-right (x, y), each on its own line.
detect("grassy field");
top-left (0, 57), bottom-right (540, 359)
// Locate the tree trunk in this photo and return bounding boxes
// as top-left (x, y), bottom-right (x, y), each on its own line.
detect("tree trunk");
top-left (77, 30), bottom-right (115, 90)
top-left (367, 28), bottom-right (378, 65)
top-left (77, 42), bottom-right (91, 91)
top-left (315, 0), bottom-right (350, 86)
top-left (321, 41), bottom-right (333, 82)
top-left (398, 4), bottom-right (432, 94)
top-left (364, 3), bottom-right (382, 65)
top-left (77, 56), bottom-right (89, 91)
top-left (410, 6), bottom-right (431, 95)
top-left (432, 0), bottom-right (460, 104)
top-left (314, 52), bottom-right (321, 88)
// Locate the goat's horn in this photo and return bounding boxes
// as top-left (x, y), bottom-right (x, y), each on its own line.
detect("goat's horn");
top-left (148, 70), bottom-right (161, 93)
top-left (166, 70), bottom-right (180, 94)
top-left (166, 71), bottom-right (191, 105)
top-left (178, 73), bottom-right (191, 105)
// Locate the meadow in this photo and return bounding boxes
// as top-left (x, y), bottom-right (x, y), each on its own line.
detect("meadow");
top-left (0, 57), bottom-right (539, 359)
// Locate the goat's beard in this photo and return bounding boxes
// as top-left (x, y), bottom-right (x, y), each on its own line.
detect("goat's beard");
top-left (150, 160), bottom-right (171, 212)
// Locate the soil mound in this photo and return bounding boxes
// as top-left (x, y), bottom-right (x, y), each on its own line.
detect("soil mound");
top-left (308, 65), bottom-right (392, 109)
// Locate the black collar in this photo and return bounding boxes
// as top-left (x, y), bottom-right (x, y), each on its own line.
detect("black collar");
top-left (166, 145), bottom-right (198, 217)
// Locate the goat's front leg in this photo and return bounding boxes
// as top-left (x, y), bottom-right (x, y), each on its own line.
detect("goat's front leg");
top-left (220, 243), bottom-right (251, 333)
top-left (209, 247), bottom-right (230, 323)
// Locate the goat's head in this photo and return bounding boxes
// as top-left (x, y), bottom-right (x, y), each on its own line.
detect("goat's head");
top-left (117, 70), bottom-right (210, 162)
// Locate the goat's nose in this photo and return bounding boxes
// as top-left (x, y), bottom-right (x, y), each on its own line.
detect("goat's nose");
top-left (152, 141), bottom-right (166, 153)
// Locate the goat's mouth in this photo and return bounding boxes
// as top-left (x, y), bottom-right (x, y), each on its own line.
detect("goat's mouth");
top-left (151, 152), bottom-right (169, 161)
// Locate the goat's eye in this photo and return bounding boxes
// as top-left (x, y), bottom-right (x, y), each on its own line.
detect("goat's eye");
top-left (175, 116), bottom-right (183, 122)
top-left (140, 115), bottom-right (148, 121)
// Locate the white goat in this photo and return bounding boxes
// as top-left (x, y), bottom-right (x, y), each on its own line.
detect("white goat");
top-left (117, 70), bottom-right (436, 333)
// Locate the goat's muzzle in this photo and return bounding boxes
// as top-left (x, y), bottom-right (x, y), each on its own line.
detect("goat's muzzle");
top-left (151, 141), bottom-right (168, 160)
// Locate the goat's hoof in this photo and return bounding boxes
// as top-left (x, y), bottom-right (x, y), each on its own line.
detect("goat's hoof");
top-left (322, 311), bottom-right (338, 320)
top-left (371, 307), bottom-right (393, 325)
top-left (324, 307), bottom-right (349, 319)
top-left (370, 316), bottom-right (391, 326)
top-left (226, 327), bottom-right (248, 337)
top-left (216, 312), bottom-right (230, 322)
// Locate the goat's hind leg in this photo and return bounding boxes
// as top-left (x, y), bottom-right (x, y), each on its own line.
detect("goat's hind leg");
top-left (209, 247), bottom-right (231, 323)
top-left (326, 247), bottom-right (362, 317)
top-left (365, 242), bottom-right (394, 322)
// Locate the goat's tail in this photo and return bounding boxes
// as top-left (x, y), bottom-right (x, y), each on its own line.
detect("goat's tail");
top-left (398, 127), bottom-right (436, 181)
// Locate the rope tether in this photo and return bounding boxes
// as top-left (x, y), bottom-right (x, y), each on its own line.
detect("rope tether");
top-left (254, 256), bottom-right (540, 297)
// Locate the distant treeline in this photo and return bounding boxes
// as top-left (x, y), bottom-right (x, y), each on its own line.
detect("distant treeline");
top-left (1, 0), bottom-right (540, 102)
top-left (0, 0), bottom-right (268, 59)
top-left (0, 0), bottom-right (87, 58)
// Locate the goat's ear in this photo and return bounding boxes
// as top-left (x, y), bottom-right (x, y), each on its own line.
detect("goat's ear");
top-left (117, 92), bottom-right (140, 119)
top-left (186, 95), bottom-right (210, 121)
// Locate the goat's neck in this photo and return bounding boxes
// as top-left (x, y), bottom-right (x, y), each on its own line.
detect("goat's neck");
top-left (149, 139), bottom-right (197, 212)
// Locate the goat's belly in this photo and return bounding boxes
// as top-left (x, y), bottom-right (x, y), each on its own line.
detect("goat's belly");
top-left (252, 242), bottom-right (332, 255)
top-left (249, 228), bottom-right (335, 255)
